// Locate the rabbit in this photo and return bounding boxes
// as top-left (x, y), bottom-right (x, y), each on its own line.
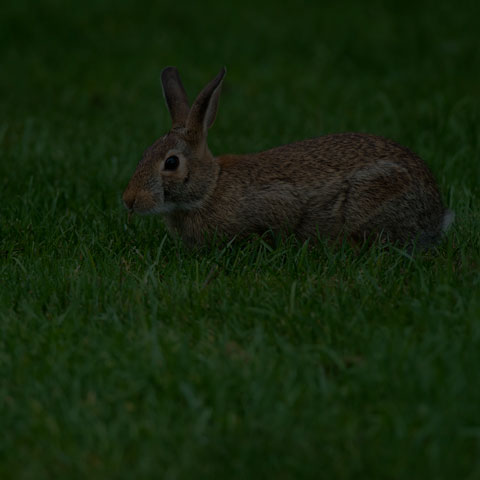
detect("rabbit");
top-left (122, 67), bottom-right (454, 248)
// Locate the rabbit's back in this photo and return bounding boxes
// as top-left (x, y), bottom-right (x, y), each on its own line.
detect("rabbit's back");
top-left (220, 133), bottom-right (433, 183)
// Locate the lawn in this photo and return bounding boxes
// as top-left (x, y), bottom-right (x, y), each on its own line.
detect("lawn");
top-left (1, 0), bottom-right (480, 478)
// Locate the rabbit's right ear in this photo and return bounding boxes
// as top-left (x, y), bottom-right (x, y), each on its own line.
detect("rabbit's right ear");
top-left (161, 67), bottom-right (190, 128)
top-left (186, 67), bottom-right (226, 139)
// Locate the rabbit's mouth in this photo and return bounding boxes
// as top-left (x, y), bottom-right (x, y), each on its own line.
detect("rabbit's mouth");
top-left (163, 188), bottom-right (172, 204)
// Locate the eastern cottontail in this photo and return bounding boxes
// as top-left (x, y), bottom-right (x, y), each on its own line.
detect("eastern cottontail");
top-left (123, 67), bottom-right (454, 248)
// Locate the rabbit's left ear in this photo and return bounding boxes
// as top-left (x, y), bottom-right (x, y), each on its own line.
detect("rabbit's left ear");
top-left (161, 67), bottom-right (190, 128)
top-left (187, 67), bottom-right (226, 138)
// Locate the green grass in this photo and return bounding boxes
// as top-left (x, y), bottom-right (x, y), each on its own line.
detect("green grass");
top-left (1, 0), bottom-right (480, 478)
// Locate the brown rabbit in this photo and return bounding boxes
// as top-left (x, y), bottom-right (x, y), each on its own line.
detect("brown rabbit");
top-left (123, 67), bottom-right (454, 248)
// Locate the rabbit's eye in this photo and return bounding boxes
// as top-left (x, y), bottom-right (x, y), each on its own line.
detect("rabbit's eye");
top-left (164, 155), bottom-right (179, 171)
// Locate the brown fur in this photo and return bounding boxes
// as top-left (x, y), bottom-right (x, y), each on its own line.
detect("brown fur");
top-left (122, 67), bottom-right (453, 248)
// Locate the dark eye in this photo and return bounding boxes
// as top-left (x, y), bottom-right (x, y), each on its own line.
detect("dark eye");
top-left (164, 155), bottom-right (179, 171)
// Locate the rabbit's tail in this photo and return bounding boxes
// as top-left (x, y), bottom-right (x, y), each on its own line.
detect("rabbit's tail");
top-left (414, 208), bottom-right (454, 250)
top-left (442, 209), bottom-right (455, 234)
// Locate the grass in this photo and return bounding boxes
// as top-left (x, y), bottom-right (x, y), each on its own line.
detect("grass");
top-left (1, 0), bottom-right (480, 478)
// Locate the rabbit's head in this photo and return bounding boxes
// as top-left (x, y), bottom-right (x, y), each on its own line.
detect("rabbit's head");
top-left (122, 67), bottom-right (226, 215)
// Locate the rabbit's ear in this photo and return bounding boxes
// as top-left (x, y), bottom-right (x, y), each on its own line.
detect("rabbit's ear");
top-left (187, 67), bottom-right (226, 138)
top-left (161, 67), bottom-right (190, 127)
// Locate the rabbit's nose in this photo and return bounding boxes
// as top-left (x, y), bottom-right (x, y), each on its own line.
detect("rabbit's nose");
top-left (122, 190), bottom-right (136, 211)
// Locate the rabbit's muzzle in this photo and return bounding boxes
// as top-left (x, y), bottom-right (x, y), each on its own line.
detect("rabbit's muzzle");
top-left (122, 187), bottom-right (157, 214)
